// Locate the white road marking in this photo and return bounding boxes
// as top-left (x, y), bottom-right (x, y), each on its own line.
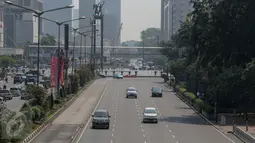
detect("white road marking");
top-left (144, 141), bottom-right (147, 143)
top-left (176, 141), bottom-right (179, 143)
top-left (112, 133), bottom-right (114, 137)
top-left (114, 119), bottom-right (116, 122)
top-left (114, 116), bottom-right (116, 118)
top-left (113, 124), bottom-right (115, 127)
top-left (75, 79), bottom-right (111, 143)
top-left (172, 135), bottom-right (175, 138)
top-left (111, 140), bottom-right (113, 143)
top-left (143, 134), bottom-right (146, 138)
top-left (140, 125), bottom-right (143, 127)
top-left (112, 128), bottom-right (114, 132)
top-left (169, 129), bottom-right (172, 132)
top-left (141, 129), bottom-right (144, 132)
top-left (165, 125), bottom-right (168, 127)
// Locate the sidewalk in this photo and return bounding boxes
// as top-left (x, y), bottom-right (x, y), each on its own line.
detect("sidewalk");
top-left (30, 78), bottom-right (111, 143)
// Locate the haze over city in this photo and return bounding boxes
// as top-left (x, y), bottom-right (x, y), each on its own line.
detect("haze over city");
top-left (74, 0), bottom-right (160, 42)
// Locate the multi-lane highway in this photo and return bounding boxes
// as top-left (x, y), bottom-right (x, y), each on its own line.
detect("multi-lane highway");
top-left (76, 78), bottom-right (242, 143)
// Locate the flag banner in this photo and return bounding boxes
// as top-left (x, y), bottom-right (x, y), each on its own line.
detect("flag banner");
top-left (50, 56), bottom-right (57, 87)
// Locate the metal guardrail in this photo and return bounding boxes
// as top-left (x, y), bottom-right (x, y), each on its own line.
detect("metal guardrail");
top-left (233, 124), bottom-right (255, 143)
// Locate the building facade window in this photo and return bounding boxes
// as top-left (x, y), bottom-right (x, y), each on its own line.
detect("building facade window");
top-left (24, 0), bottom-right (30, 7)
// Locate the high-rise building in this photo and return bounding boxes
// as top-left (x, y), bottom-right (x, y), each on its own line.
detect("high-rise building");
top-left (3, 0), bottom-right (43, 47)
top-left (79, 0), bottom-right (95, 45)
top-left (72, 9), bottom-right (79, 29)
top-left (104, 0), bottom-right (121, 46)
top-left (161, 0), bottom-right (191, 41)
top-left (43, 0), bottom-right (72, 40)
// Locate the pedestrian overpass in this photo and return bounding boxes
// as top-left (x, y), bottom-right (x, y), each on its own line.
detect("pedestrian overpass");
top-left (27, 45), bottom-right (163, 60)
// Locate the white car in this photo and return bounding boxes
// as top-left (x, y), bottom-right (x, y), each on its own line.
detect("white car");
top-left (143, 107), bottom-right (158, 123)
top-left (126, 87), bottom-right (137, 98)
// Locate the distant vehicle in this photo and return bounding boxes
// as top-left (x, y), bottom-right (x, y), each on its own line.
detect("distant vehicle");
top-left (151, 86), bottom-right (163, 97)
top-left (143, 107), bottom-right (158, 123)
top-left (13, 76), bottom-right (22, 84)
top-left (126, 87), bottom-right (137, 98)
top-left (113, 74), bottom-right (123, 79)
top-left (92, 110), bottom-right (111, 129)
top-left (10, 87), bottom-right (21, 97)
top-left (0, 90), bottom-right (13, 100)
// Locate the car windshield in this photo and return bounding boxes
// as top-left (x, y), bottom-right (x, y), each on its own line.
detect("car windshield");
top-left (94, 111), bottom-right (108, 117)
top-left (127, 88), bottom-right (136, 91)
top-left (145, 109), bottom-right (156, 114)
top-left (152, 87), bottom-right (161, 92)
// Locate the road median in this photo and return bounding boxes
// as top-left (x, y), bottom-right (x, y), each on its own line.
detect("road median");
top-left (20, 79), bottom-right (95, 143)
top-left (27, 78), bottom-right (111, 143)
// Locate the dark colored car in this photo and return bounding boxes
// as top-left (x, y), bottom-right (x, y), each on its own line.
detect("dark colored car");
top-left (151, 86), bottom-right (163, 97)
top-left (92, 110), bottom-right (111, 129)
top-left (13, 76), bottom-right (22, 84)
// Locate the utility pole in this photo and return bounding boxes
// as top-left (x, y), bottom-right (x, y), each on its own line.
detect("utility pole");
top-left (93, 2), bottom-right (105, 71)
top-left (90, 19), bottom-right (94, 71)
top-left (142, 30), bottom-right (145, 67)
top-left (64, 24), bottom-right (69, 94)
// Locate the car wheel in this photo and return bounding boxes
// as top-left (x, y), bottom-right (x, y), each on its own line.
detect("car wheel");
top-left (92, 125), bottom-right (95, 129)
top-left (126, 96), bottom-right (128, 98)
top-left (135, 96), bottom-right (137, 98)
top-left (155, 121), bottom-right (158, 123)
top-left (106, 125), bottom-right (109, 129)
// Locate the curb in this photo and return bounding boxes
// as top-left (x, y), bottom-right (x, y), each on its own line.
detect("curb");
top-left (21, 79), bottom-right (95, 143)
top-left (69, 79), bottom-right (111, 143)
top-left (164, 83), bottom-right (237, 143)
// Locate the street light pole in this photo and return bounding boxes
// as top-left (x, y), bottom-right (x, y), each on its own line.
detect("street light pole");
top-left (79, 34), bottom-right (82, 69)
top-left (84, 35), bottom-right (87, 66)
top-left (72, 28), bottom-right (78, 74)
top-left (37, 16), bottom-right (85, 94)
top-left (5, 0), bottom-right (74, 86)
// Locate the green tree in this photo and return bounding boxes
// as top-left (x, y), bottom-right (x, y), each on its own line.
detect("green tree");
top-left (41, 34), bottom-right (56, 45)
top-left (140, 27), bottom-right (161, 47)
top-left (0, 56), bottom-right (16, 68)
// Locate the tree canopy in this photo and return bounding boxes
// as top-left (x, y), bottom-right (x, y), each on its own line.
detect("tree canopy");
top-left (41, 34), bottom-right (56, 45)
top-left (161, 0), bottom-right (255, 113)
top-left (139, 27), bottom-right (160, 47)
top-left (0, 56), bottom-right (16, 68)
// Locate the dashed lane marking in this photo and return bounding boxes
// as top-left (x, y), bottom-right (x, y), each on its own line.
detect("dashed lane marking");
top-left (172, 135), bottom-right (175, 138)
top-left (112, 133), bottom-right (114, 137)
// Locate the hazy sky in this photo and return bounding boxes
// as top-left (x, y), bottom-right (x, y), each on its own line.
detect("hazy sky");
top-left (73, 0), bottom-right (160, 42)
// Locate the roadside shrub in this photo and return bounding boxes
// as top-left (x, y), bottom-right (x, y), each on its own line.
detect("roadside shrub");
top-left (54, 99), bottom-right (62, 104)
top-left (184, 92), bottom-right (196, 101)
top-left (28, 98), bottom-right (37, 106)
top-left (69, 73), bottom-right (80, 94)
top-left (31, 106), bottom-right (41, 121)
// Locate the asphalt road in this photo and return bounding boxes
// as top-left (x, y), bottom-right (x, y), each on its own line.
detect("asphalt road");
top-left (0, 76), bottom-right (25, 112)
top-left (76, 78), bottom-right (243, 143)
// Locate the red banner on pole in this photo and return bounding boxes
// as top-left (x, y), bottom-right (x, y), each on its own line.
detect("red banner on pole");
top-left (60, 57), bottom-right (64, 86)
top-left (50, 56), bottom-right (57, 87)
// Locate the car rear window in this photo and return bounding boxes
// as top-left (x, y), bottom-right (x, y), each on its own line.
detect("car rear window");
top-left (127, 88), bottom-right (136, 91)
top-left (94, 111), bottom-right (108, 117)
top-left (152, 87), bottom-right (161, 92)
top-left (145, 109), bottom-right (156, 113)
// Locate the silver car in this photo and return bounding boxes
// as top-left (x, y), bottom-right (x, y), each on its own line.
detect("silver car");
top-left (0, 90), bottom-right (13, 100)
top-left (126, 87), bottom-right (137, 98)
top-left (143, 107), bottom-right (158, 123)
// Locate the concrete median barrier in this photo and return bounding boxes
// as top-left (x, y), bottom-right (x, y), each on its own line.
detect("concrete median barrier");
top-left (232, 124), bottom-right (255, 143)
